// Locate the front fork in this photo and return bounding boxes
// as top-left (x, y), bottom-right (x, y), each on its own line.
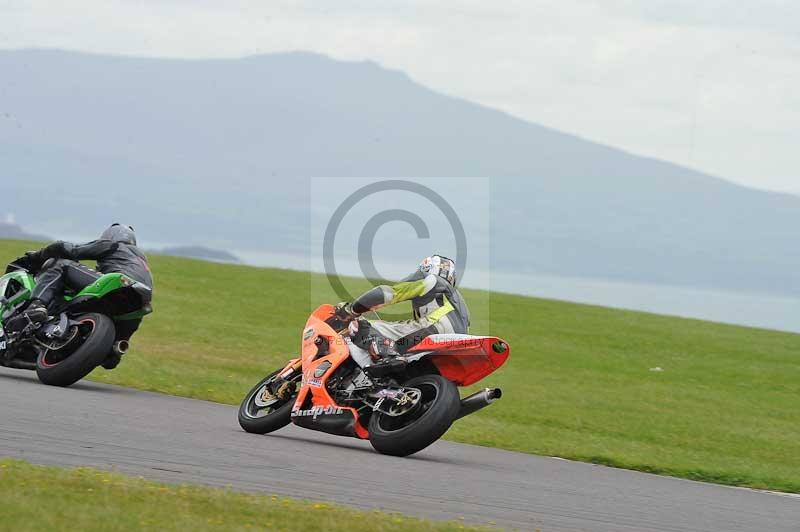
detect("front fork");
top-left (278, 359), bottom-right (303, 380)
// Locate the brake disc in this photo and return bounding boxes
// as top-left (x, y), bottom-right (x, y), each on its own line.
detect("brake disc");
top-left (254, 385), bottom-right (280, 408)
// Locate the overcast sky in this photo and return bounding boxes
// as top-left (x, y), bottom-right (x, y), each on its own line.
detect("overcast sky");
top-left (2, 1), bottom-right (798, 195)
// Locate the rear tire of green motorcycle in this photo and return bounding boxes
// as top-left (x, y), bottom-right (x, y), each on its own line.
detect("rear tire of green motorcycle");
top-left (36, 313), bottom-right (115, 387)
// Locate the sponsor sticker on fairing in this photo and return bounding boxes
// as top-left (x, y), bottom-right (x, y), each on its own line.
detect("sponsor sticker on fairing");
top-left (313, 361), bottom-right (333, 378)
top-left (291, 405), bottom-right (345, 420)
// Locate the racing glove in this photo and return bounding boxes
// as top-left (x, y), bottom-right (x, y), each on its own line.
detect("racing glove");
top-left (23, 250), bottom-right (45, 273)
top-left (334, 302), bottom-right (359, 321)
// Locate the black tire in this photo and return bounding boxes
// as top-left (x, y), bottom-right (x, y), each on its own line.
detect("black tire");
top-left (36, 313), bottom-right (115, 387)
top-left (368, 374), bottom-right (460, 457)
top-left (238, 371), bottom-right (296, 434)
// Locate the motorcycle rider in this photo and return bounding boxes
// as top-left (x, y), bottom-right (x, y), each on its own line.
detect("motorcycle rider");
top-left (336, 255), bottom-right (469, 377)
top-left (21, 223), bottom-right (153, 368)
top-left (262, 255), bottom-right (468, 402)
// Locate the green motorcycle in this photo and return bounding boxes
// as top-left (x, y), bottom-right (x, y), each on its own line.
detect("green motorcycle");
top-left (0, 254), bottom-right (152, 386)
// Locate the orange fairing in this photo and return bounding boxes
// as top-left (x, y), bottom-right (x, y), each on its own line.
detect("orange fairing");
top-left (290, 304), bottom-right (369, 439)
top-left (406, 334), bottom-right (510, 386)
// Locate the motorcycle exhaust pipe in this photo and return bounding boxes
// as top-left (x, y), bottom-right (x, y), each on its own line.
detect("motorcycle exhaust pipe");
top-left (456, 388), bottom-right (502, 420)
top-left (112, 340), bottom-right (130, 357)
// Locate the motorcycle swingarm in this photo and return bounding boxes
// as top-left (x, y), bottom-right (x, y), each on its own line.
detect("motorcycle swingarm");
top-left (362, 386), bottom-right (422, 417)
top-left (38, 314), bottom-right (72, 340)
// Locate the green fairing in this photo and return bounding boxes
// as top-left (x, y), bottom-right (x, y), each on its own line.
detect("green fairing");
top-left (0, 271), bottom-right (35, 325)
top-left (0, 270), bottom-right (150, 324)
top-left (63, 273), bottom-right (127, 301)
top-left (4, 271), bottom-right (35, 298)
top-left (66, 273), bottom-right (153, 319)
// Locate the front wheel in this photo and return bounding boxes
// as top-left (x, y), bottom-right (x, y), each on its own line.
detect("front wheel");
top-left (238, 371), bottom-right (296, 434)
top-left (36, 313), bottom-right (115, 387)
top-left (368, 374), bottom-right (460, 457)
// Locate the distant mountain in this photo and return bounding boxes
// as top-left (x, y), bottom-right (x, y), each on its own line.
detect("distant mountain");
top-left (1, 49), bottom-right (798, 296)
top-left (0, 222), bottom-right (48, 242)
top-left (158, 246), bottom-right (240, 264)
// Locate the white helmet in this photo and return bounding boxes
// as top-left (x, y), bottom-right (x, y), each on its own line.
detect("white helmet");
top-left (419, 255), bottom-right (457, 286)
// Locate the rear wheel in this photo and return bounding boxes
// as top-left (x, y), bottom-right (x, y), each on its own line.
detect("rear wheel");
top-left (36, 313), bottom-right (115, 387)
top-left (368, 374), bottom-right (460, 457)
top-left (238, 371), bottom-right (296, 434)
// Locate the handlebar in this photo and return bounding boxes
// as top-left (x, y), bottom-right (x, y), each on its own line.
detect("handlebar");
top-left (5, 253), bottom-right (41, 275)
top-left (326, 315), bottom-right (352, 334)
top-left (6, 258), bottom-right (29, 275)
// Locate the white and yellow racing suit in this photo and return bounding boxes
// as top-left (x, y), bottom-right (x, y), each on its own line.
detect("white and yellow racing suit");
top-left (346, 270), bottom-right (470, 367)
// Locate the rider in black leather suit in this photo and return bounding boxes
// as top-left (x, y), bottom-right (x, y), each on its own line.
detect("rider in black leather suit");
top-left (22, 224), bottom-right (153, 350)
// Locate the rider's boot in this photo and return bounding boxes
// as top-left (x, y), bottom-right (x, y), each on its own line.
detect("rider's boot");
top-left (348, 321), bottom-right (408, 377)
top-left (363, 338), bottom-right (407, 378)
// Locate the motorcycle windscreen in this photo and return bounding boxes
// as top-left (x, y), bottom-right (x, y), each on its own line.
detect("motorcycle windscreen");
top-left (406, 334), bottom-right (510, 386)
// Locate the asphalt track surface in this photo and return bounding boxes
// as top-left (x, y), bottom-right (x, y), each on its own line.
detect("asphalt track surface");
top-left (0, 368), bottom-right (797, 531)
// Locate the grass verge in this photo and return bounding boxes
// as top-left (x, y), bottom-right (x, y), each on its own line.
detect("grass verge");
top-left (0, 459), bottom-right (485, 531)
top-left (1, 239), bottom-right (799, 492)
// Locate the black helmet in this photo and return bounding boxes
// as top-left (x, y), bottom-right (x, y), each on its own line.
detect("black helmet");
top-left (101, 223), bottom-right (137, 245)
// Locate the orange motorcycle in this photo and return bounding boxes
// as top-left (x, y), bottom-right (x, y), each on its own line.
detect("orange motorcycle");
top-left (238, 304), bottom-right (509, 456)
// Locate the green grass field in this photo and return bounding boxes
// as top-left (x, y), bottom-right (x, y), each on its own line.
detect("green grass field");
top-left (2, 239), bottom-right (798, 492)
top-left (0, 460), bottom-right (485, 531)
